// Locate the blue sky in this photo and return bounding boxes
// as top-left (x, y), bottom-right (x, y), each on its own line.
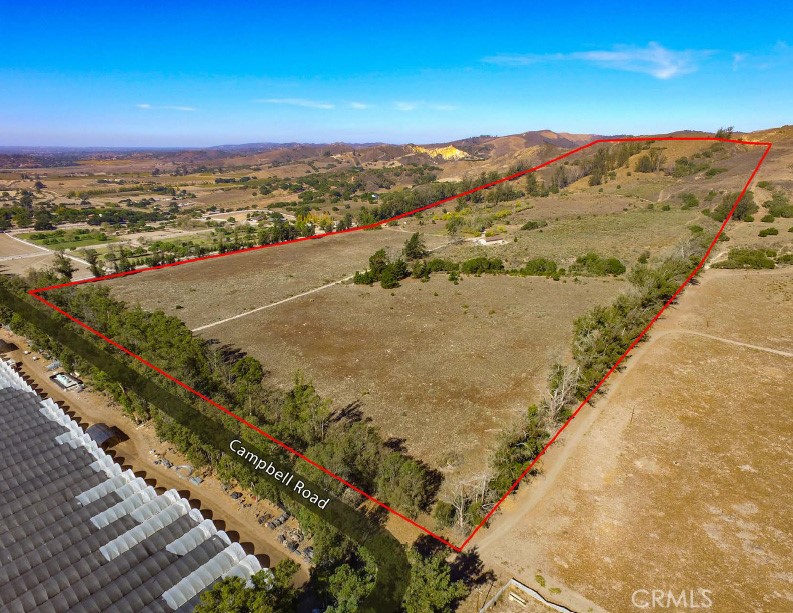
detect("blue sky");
top-left (1, 2), bottom-right (791, 146)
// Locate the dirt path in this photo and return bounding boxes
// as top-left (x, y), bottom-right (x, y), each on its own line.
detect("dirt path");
top-left (5, 231), bottom-right (90, 267)
top-left (192, 274), bottom-right (355, 332)
top-left (192, 238), bottom-right (453, 332)
top-left (0, 327), bottom-right (311, 584)
top-left (679, 329), bottom-right (793, 357)
top-left (474, 327), bottom-right (791, 554)
top-left (471, 266), bottom-right (792, 611)
top-left (472, 321), bottom-right (662, 554)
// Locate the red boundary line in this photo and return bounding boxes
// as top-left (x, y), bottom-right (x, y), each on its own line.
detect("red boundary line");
top-left (29, 137), bottom-right (772, 552)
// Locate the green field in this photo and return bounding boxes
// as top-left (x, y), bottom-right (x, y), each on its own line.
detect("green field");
top-left (19, 228), bottom-right (118, 250)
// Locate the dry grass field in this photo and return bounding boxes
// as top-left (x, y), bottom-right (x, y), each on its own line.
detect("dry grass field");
top-left (442, 205), bottom-right (707, 267)
top-left (105, 221), bottom-right (626, 480)
top-left (198, 273), bottom-right (625, 478)
top-left (474, 267), bottom-right (793, 613)
top-left (106, 227), bottom-right (449, 329)
top-left (100, 149), bottom-right (777, 496)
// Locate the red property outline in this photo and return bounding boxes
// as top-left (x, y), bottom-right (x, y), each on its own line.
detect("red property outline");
top-left (29, 137), bottom-right (772, 551)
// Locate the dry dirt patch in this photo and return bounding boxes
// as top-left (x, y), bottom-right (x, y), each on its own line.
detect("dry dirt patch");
top-left (476, 269), bottom-right (793, 613)
top-left (673, 268), bottom-right (793, 353)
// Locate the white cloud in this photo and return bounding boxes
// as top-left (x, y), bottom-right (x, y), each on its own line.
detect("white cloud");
top-left (259, 98), bottom-right (334, 109)
top-left (730, 41), bottom-right (791, 71)
top-left (394, 101), bottom-right (418, 112)
top-left (136, 103), bottom-right (195, 111)
top-left (393, 101), bottom-right (456, 112)
top-left (350, 101), bottom-right (371, 109)
top-left (484, 42), bottom-right (709, 79)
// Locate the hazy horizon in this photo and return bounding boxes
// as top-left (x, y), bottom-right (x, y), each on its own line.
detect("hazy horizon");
top-left (0, 124), bottom-right (776, 151)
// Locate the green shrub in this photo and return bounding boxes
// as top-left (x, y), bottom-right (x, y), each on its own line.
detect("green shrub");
top-left (517, 258), bottom-right (557, 276)
top-left (712, 248), bottom-right (775, 269)
top-left (460, 257), bottom-right (504, 276)
top-left (412, 258), bottom-right (458, 279)
top-left (758, 227), bottom-right (779, 237)
top-left (672, 157), bottom-right (710, 177)
top-left (705, 167), bottom-right (727, 176)
top-left (761, 214), bottom-right (775, 223)
top-left (765, 191), bottom-right (793, 217)
top-left (711, 191), bottom-right (758, 222)
top-left (520, 219), bottom-right (548, 231)
top-left (569, 252), bottom-right (626, 276)
top-left (776, 253), bottom-right (793, 265)
top-left (680, 192), bottom-right (699, 209)
top-left (354, 248), bottom-right (410, 288)
top-left (432, 501), bottom-right (456, 528)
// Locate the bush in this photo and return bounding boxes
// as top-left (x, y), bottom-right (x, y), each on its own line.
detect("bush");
top-left (432, 501), bottom-right (456, 528)
top-left (765, 191), bottom-right (793, 218)
top-left (569, 252), bottom-right (626, 276)
top-left (520, 219), bottom-right (548, 231)
top-left (758, 227), bottom-right (779, 237)
top-left (517, 258), bottom-right (557, 276)
top-left (761, 214), bottom-right (775, 223)
top-left (680, 192), bottom-right (699, 209)
top-left (380, 259), bottom-right (409, 288)
top-left (710, 191), bottom-right (757, 222)
top-left (712, 248), bottom-right (775, 269)
top-left (460, 257), bottom-right (504, 276)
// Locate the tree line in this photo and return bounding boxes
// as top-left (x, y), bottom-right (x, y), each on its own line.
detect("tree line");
top-left (1, 271), bottom-right (472, 612)
top-left (353, 233), bottom-right (627, 289)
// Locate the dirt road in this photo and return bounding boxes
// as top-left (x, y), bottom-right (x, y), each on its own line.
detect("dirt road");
top-left (470, 266), bottom-right (793, 612)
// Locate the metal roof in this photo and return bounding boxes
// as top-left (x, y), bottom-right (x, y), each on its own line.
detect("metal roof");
top-left (0, 361), bottom-right (268, 612)
top-left (85, 423), bottom-right (118, 447)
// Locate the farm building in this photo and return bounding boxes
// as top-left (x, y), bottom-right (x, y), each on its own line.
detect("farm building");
top-left (0, 360), bottom-right (269, 611)
top-left (475, 234), bottom-right (507, 246)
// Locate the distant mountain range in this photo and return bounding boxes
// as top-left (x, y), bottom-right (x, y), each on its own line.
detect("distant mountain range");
top-left (0, 129), bottom-right (738, 170)
top-left (0, 130), bottom-right (604, 155)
